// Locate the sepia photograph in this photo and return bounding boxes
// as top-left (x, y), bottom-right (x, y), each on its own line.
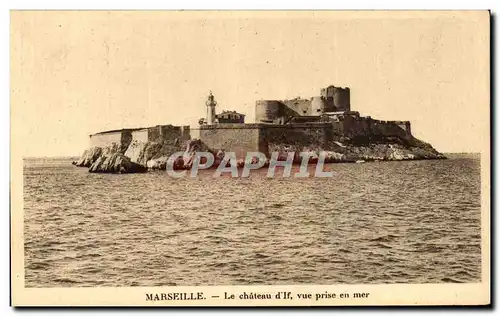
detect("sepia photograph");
top-left (10, 10), bottom-right (490, 306)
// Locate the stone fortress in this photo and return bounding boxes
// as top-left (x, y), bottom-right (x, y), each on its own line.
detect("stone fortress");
top-left (255, 85), bottom-right (410, 134)
top-left (195, 85), bottom-right (414, 160)
top-left (80, 84), bottom-right (443, 172)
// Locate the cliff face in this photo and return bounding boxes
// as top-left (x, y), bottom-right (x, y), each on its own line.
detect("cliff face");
top-left (267, 131), bottom-right (444, 162)
top-left (124, 140), bottom-right (183, 166)
top-left (267, 141), bottom-right (443, 163)
top-left (88, 153), bottom-right (147, 173)
top-left (75, 139), bottom-right (214, 173)
top-left (75, 144), bottom-right (120, 167)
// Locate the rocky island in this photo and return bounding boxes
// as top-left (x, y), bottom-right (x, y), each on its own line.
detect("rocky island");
top-left (74, 85), bottom-right (445, 173)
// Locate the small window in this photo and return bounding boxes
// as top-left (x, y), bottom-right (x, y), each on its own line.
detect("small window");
top-left (303, 110), bottom-right (307, 114)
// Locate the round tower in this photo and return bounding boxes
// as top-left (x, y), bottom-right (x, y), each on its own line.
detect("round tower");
top-left (205, 91), bottom-right (217, 125)
top-left (333, 87), bottom-right (350, 112)
top-left (255, 100), bottom-right (282, 123)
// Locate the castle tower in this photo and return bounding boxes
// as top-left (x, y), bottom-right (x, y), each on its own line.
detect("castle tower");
top-left (320, 85), bottom-right (351, 112)
top-left (205, 91), bottom-right (217, 125)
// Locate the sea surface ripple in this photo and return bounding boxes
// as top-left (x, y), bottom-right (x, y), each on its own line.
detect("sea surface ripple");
top-left (23, 155), bottom-right (481, 287)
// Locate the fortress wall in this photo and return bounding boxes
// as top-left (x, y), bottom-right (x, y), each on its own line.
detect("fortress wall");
top-left (90, 124), bottom-right (191, 152)
top-left (131, 129), bottom-right (149, 143)
top-left (373, 122), bottom-right (411, 139)
top-left (311, 96), bottom-right (326, 115)
top-left (148, 125), bottom-right (172, 141)
top-left (342, 116), bottom-right (412, 141)
top-left (342, 116), bottom-right (371, 138)
top-left (406, 122), bottom-right (411, 135)
top-left (394, 121), bottom-right (412, 135)
top-left (260, 123), bottom-right (333, 154)
top-left (190, 127), bottom-right (201, 140)
top-left (282, 99), bottom-right (311, 116)
top-left (90, 132), bottom-right (123, 148)
top-left (323, 98), bottom-right (337, 113)
top-left (198, 123), bottom-right (334, 159)
top-left (367, 119), bottom-right (411, 139)
top-left (145, 125), bottom-right (190, 143)
top-left (159, 125), bottom-right (182, 141)
top-left (395, 123), bottom-right (408, 133)
top-left (199, 124), bottom-right (261, 159)
top-left (333, 87), bottom-right (350, 112)
top-left (180, 126), bottom-right (191, 140)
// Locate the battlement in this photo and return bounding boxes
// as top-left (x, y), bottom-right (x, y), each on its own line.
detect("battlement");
top-left (197, 122), bottom-right (332, 130)
top-left (255, 85), bottom-right (351, 124)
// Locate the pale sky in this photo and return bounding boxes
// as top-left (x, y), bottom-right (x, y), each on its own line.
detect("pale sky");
top-left (11, 11), bottom-right (490, 157)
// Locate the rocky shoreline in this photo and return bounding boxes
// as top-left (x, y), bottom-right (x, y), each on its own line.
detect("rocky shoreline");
top-left (74, 136), bottom-right (446, 174)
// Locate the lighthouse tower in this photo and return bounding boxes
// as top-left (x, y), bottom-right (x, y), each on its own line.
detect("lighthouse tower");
top-left (205, 91), bottom-right (217, 125)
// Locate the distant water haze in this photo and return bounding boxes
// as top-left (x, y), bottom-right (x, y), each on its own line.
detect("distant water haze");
top-left (24, 155), bottom-right (481, 286)
top-left (11, 11), bottom-right (489, 157)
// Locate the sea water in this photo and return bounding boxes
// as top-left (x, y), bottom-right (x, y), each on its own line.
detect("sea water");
top-left (23, 154), bottom-right (481, 287)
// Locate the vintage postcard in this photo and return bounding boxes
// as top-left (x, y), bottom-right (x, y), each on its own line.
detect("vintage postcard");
top-left (10, 10), bottom-right (490, 306)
